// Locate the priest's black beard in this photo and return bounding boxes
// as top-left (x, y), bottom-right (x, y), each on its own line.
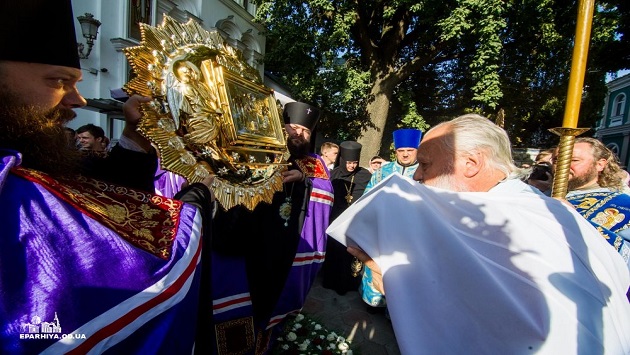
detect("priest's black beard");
top-left (287, 135), bottom-right (310, 158)
top-left (0, 89), bottom-right (81, 177)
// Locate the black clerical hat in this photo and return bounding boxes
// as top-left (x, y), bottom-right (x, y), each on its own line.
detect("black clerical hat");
top-left (283, 102), bottom-right (321, 131)
top-left (0, 0), bottom-right (81, 69)
top-left (339, 141), bottom-right (362, 162)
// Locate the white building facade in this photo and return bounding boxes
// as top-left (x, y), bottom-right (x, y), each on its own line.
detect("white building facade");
top-left (594, 73), bottom-right (630, 168)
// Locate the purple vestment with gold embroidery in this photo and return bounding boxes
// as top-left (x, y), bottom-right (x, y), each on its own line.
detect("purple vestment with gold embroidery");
top-left (0, 149), bottom-right (203, 354)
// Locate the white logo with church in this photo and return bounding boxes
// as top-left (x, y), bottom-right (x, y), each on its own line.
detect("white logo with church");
top-left (19, 312), bottom-right (86, 340)
top-left (20, 312), bottom-right (62, 339)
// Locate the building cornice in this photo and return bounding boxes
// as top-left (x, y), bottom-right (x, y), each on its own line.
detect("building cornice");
top-left (607, 73), bottom-right (630, 92)
top-left (593, 124), bottom-right (630, 138)
top-left (110, 37), bottom-right (140, 52)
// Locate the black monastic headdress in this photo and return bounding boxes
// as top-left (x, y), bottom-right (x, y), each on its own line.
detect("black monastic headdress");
top-left (339, 141), bottom-right (362, 162)
top-left (283, 102), bottom-right (321, 131)
top-left (0, 0), bottom-right (81, 69)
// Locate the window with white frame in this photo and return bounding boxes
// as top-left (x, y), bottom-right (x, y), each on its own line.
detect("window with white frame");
top-left (233, 0), bottom-right (257, 16)
top-left (129, 0), bottom-right (152, 40)
top-left (610, 93), bottom-right (626, 126)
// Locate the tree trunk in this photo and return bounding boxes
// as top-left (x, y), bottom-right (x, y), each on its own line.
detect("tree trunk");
top-left (357, 78), bottom-right (392, 166)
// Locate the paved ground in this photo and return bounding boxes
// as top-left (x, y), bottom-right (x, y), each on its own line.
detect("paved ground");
top-left (300, 274), bottom-right (401, 355)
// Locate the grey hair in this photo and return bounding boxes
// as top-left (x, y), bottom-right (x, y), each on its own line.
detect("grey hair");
top-left (431, 114), bottom-right (518, 178)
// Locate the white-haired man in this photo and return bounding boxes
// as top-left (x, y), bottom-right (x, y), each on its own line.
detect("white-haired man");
top-left (328, 114), bottom-right (630, 353)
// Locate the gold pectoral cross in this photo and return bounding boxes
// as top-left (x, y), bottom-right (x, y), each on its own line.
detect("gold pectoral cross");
top-left (344, 176), bottom-right (355, 205)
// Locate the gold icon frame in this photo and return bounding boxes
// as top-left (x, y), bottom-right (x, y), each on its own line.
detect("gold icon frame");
top-left (123, 15), bottom-right (289, 210)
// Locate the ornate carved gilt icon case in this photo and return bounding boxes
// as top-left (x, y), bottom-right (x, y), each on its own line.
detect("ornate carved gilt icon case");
top-left (123, 16), bottom-right (289, 210)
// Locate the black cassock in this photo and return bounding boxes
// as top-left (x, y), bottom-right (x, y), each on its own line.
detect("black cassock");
top-left (321, 164), bottom-right (372, 294)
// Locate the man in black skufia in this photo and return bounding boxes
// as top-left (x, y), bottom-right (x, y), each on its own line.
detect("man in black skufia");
top-left (210, 102), bottom-right (333, 354)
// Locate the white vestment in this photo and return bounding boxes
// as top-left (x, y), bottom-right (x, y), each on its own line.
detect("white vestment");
top-left (326, 173), bottom-right (630, 354)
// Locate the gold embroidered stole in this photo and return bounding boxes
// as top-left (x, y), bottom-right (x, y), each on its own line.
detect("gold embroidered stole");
top-left (12, 167), bottom-right (183, 259)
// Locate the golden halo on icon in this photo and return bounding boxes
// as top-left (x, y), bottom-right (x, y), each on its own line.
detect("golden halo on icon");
top-left (124, 15), bottom-right (289, 210)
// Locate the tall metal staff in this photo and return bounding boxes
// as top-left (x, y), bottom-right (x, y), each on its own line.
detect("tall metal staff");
top-left (550, 0), bottom-right (595, 199)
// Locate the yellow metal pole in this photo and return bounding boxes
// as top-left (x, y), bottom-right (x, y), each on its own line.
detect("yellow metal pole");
top-left (550, 0), bottom-right (595, 199)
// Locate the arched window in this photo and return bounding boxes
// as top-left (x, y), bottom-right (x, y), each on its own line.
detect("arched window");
top-left (241, 33), bottom-right (261, 54)
top-left (610, 93), bottom-right (626, 126)
top-left (173, 0), bottom-right (199, 17)
top-left (241, 32), bottom-right (261, 69)
top-left (216, 18), bottom-right (242, 44)
top-left (613, 93), bottom-right (626, 117)
top-left (607, 143), bottom-right (620, 156)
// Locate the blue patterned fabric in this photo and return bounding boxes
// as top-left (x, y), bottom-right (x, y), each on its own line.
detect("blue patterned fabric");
top-left (361, 162), bottom-right (418, 306)
top-left (364, 161), bottom-right (418, 194)
top-left (360, 268), bottom-right (387, 307)
top-left (567, 188), bottom-right (630, 269)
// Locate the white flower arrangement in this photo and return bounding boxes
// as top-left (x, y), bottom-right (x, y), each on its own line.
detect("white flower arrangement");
top-left (272, 313), bottom-right (356, 355)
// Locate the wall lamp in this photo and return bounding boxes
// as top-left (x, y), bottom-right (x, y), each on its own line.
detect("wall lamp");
top-left (77, 13), bottom-right (101, 59)
top-left (83, 67), bottom-right (109, 76)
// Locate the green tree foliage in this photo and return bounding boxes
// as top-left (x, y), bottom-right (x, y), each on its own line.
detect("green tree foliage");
top-left (255, 0), bottom-right (627, 161)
